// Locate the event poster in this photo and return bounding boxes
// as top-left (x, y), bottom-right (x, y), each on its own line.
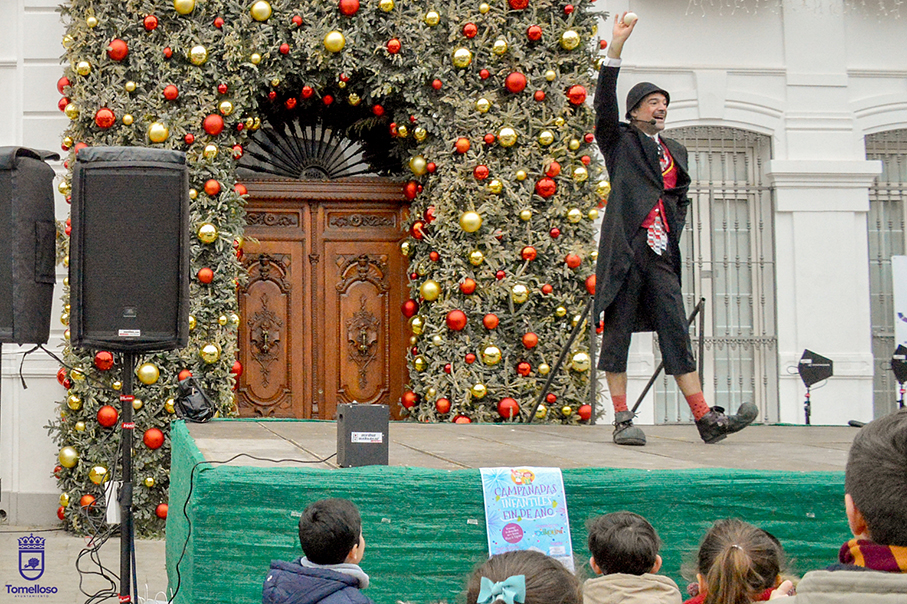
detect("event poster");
top-left (480, 467), bottom-right (575, 571)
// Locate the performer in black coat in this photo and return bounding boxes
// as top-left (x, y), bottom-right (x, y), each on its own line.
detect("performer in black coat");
top-left (593, 13), bottom-right (757, 445)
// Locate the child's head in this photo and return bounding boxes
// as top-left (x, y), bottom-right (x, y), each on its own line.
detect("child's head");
top-left (466, 550), bottom-right (580, 604)
top-left (297, 498), bottom-right (365, 565)
top-left (695, 519), bottom-right (783, 604)
top-left (845, 408), bottom-right (907, 546)
top-left (587, 511), bottom-right (661, 576)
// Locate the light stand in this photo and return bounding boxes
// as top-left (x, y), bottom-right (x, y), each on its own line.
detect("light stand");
top-left (797, 349), bottom-right (833, 425)
top-left (119, 351), bottom-right (136, 603)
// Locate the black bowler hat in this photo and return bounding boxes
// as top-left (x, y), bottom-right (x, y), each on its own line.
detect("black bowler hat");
top-left (625, 82), bottom-right (670, 120)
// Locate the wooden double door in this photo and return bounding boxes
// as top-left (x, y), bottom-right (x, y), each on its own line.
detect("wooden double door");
top-left (236, 179), bottom-right (409, 420)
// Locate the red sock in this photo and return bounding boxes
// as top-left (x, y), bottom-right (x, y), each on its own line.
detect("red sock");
top-left (612, 394), bottom-right (628, 413)
top-left (685, 392), bottom-right (710, 420)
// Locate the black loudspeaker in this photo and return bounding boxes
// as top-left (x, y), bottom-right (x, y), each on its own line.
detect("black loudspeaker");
top-left (70, 147), bottom-right (189, 352)
top-left (798, 349), bottom-right (834, 387)
top-left (0, 147), bottom-right (59, 345)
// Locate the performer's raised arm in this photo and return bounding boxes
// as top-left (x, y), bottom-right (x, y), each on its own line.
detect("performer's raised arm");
top-left (594, 13), bottom-right (637, 154)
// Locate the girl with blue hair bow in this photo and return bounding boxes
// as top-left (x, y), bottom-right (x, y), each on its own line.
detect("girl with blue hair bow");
top-left (466, 551), bottom-right (581, 604)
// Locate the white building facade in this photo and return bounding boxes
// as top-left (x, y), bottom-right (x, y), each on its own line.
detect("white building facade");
top-left (0, 0), bottom-right (905, 524)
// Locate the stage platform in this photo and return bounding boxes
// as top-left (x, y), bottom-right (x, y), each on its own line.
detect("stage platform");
top-left (166, 419), bottom-right (856, 604)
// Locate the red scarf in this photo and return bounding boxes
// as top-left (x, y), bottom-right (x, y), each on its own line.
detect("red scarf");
top-left (839, 538), bottom-right (907, 572)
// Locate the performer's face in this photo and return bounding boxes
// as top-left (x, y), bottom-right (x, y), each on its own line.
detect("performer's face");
top-left (631, 93), bottom-right (668, 133)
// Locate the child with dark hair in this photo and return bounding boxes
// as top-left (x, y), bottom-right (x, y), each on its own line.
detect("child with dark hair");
top-left (688, 519), bottom-right (786, 604)
top-left (263, 498), bottom-right (374, 604)
top-left (466, 550), bottom-right (582, 604)
top-left (583, 511), bottom-right (681, 604)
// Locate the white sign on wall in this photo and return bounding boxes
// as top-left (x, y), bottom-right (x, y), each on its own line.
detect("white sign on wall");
top-left (892, 256), bottom-right (907, 347)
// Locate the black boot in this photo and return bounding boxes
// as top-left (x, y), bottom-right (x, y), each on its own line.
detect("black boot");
top-left (613, 410), bottom-right (647, 446)
top-left (695, 403), bottom-right (758, 444)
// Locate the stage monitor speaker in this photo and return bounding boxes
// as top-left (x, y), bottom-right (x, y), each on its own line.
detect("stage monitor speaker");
top-left (70, 147), bottom-right (189, 352)
top-left (798, 349), bottom-right (834, 388)
top-left (0, 147), bottom-right (60, 345)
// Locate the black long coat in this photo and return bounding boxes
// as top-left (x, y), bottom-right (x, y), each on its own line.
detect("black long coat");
top-left (592, 65), bottom-right (692, 332)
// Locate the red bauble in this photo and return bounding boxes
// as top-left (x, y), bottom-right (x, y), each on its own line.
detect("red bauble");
top-left (58, 97), bottom-right (69, 112)
top-left (599, 40), bottom-right (608, 50)
top-left (444, 363), bottom-right (452, 374)
top-left (474, 165), bottom-right (489, 180)
top-left (495, 270), bottom-right (506, 280)
top-left (565, 254), bottom-right (582, 269)
top-left (203, 114), bottom-right (224, 136)
top-left (585, 132), bottom-right (595, 143)
top-left (498, 397), bottom-right (520, 419)
top-left (402, 299), bottom-right (419, 318)
top-left (163, 47), bottom-right (173, 59)
top-left (521, 246), bottom-right (538, 261)
top-left (231, 360), bottom-right (243, 377)
top-left (582, 155), bottom-right (592, 165)
top-left (483, 133), bottom-right (496, 145)
top-left (53, 465), bottom-right (62, 479)
top-left (550, 228), bottom-right (561, 238)
top-left (446, 310), bottom-right (467, 331)
top-left (216, 83), bottom-right (228, 95)
top-left (323, 95), bottom-right (335, 105)
top-left (546, 393), bottom-right (557, 404)
top-left (106, 39), bottom-right (129, 62)
top-left (97, 405), bottom-right (119, 428)
top-left (155, 503), bottom-right (169, 519)
top-left (410, 220), bottom-right (426, 239)
top-left (517, 362), bottom-right (531, 377)
top-left (143, 428), bottom-right (165, 450)
top-left (178, 369), bottom-right (193, 381)
top-left (564, 4), bottom-right (575, 13)
top-left (508, 0), bottom-right (528, 9)
top-left (465, 353), bottom-right (477, 364)
top-left (94, 108), bottom-right (115, 129)
top-left (57, 76), bottom-right (70, 95)
top-left (301, 86), bottom-right (314, 98)
top-left (387, 38), bottom-right (401, 54)
top-left (578, 404), bottom-right (592, 421)
top-left (56, 367), bottom-right (67, 385)
top-left (80, 495), bottom-right (96, 508)
top-left (235, 183), bottom-right (248, 195)
top-left (292, 15), bottom-right (303, 26)
top-left (426, 162), bottom-right (437, 173)
top-left (163, 85), bottom-right (179, 100)
top-left (432, 79), bottom-right (443, 90)
top-left (436, 398), bottom-right (451, 414)
top-left (404, 181), bottom-right (419, 200)
top-left (505, 72), bottom-right (527, 94)
top-left (526, 25), bottom-right (542, 41)
top-left (546, 161), bottom-right (561, 177)
top-left (541, 283), bottom-right (553, 295)
top-left (455, 137), bottom-right (471, 154)
top-left (522, 332), bottom-right (539, 349)
top-left (372, 104), bottom-right (384, 116)
top-left (197, 267), bottom-right (214, 284)
top-left (143, 15), bottom-right (159, 31)
top-left (567, 85), bottom-right (587, 105)
top-left (184, 133), bottom-right (195, 145)
top-left (460, 278), bottom-right (477, 295)
top-left (339, 0), bottom-right (360, 15)
top-left (279, 43), bottom-right (290, 54)
top-left (483, 314), bottom-right (499, 329)
top-left (214, 17), bottom-right (225, 28)
top-left (401, 391), bottom-right (419, 409)
top-left (204, 179), bottom-right (221, 196)
top-left (534, 90), bottom-right (546, 102)
top-left (453, 415), bottom-right (472, 424)
top-left (423, 205), bottom-right (434, 222)
top-left (535, 178), bottom-right (557, 198)
top-left (94, 350), bottom-right (114, 371)
top-left (233, 144), bottom-right (244, 159)
top-left (57, 506), bottom-right (65, 520)
top-left (268, 91), bottom-right (277, 101)
top-left (479, 69), bottom-right (491, 80)
top-left (585, 274), bottom-right (597, 296)
top-left (463, 23), bottom-right (478, 38)
top-left (429, 251), bottom-right (440, 262)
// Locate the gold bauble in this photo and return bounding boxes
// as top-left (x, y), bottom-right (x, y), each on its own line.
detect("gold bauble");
top-left (200, 343), bottom-right (221, 364)
top-left (424, 10), bottom-right (440, 26)
top-left (144, 476), bottom-right (155, 488)
top-left (189, 45), bottom-right (208, 66)
top-left (89, 466), bottom-right (108, 485)
top-left (219, 100), bottom-right (234, 116)
top-left (60, 312), bottom-right (69, 326)
top-left (400, 240), bottom-right (413, 257)
top-left (416, 265), bottom-right (429, 277)
top-left (561, 405), bottom-right (574, 416)
top-left (125, 81), bottom-right (137, 92)
top-left (64, 329), bottom-right (70, 340)
top-left (589, 208), bottom-right (600, 221)
top-left (460, 211), bottom-right (483, 233)
top-left (413, 356), bottom-right (428, 371)
top-left (63, 277), bottom-right (69, 286)
top-left (468, 250), bottom-right (485, 266)
top-left (250, 0), bottom-right (272, 21)
top-left (60, 493), bottom-right (70, 507)
top-left (393, 126), bottom-right (407, 141)
top-left (572, 351), bottom-right (592, 372)
top-left (511, 284), bottom-right (529, 304)
top-left (535, 405), bottom-right (548, 419)
top-left (218, 315), bottom-right (228, 326)
top-left (568, 138), bottom-right (581, 151)
top-left (198, 223), bottom-right (218, 243)
top-left (348, 93), bottom-right (361, 106)
top-left (572, 314), bottom-right (583, 327)
top-left (188, 189), bottom-right (198, 200)
top-left (109, 380), bottom-right (122, 391)
top-left (487, 179), bottom-right (503, 194)
top-left (555, 306), bottom-right (567, 317)
top-left (482, 346), bottom-right (502, 366)
top-left (409, 335), bottom-right (418, 346)
top-left (324, 31), bottom-right (346, 53)
top-left (409, 155), bottom-right (428, 176)
top-left (63, 102), bottom-right (77, 119)
top-left (573, 166), bottom-right (589, 182)
top-left (164, 398), bottom-right (176, 414)
top-left (431, 335), bottom-right (443, 347)
top-left (173, 0), bottom-right (195, 14)
top-left (453, 48), bottom-right (473, 68)
top-left (188, 315), bottom-right (197, 330)
top-left (148, 122), bottom-right (169, 143)
top-left (270, 78), bottom-right (281, 87)
top-left (122, 114), bottom-right (134, 125)
top-left (492, 39), bottom-right (508, 54)
top-left (62, 255), bottom-right (70, 268)
top-left (62, 35), bottom-right (74, 48)
top-left (414, 127), bottom-right (427, 142)
top-left (519, 209), bottom-right (532, 221)
top-left (498, 127), bottom-right (517, 147)
top-left (58, 180), bottom-right (71, 195)
top-left (379, 0), bottom-right (394, 10)
top-left (58, 446), bottom-right (79, 468)
top-left (133, 398), bottom-right (143, 411)
top-left (545, 69), bottom-right (557, 82)
top-left (74, 421), bottom-right (85, 432)
top-left (137, 362), bottom-right (160, 385)
top-left (515, 170), bottom-right (528, 181)
top-left (476, 98), bottom-right (491, 113)
top-left (203, 144), bottom-right (218, 159)
top-left (554, 117), bottom-right (565, 127)
top-left (62, 136), bottom-right (74, 148)
top-left (420, 279), bottom-right (441, 301)
top-left (560, 30), bottom-right (581, 50)
top-left (471, 383), bottom-right (488, 398)
top-left (596, 180), bottom-right (611, 198)
top-left (409, 316), bottom-right (425, 335)
top-left (76, 61), bottom-right (91, 76)
top-left (538, 131), bottom-right (554, 146)
top-left (67, 394), bottom-right (82, 410)
top-left (231, 313), bottom-right (240, 325)
top-left (567, 208), bottom-right (583, 223)
top-left (250, 53), bottom-right (262, 64)
top-left (426, 387), bottom-right (437, 399)
top-left (86, 15), bottom-right (98, 27)
top-left (479, 2), bottom-right (490, 13)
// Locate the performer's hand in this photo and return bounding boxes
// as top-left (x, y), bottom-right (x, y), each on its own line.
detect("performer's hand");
top-left (768, 580), bottom-right (794, 600)
top-left (607, 12), bottom-right (637, 59)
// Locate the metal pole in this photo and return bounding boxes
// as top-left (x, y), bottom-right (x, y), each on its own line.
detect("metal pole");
top-left (119, 351), bottom-right (136, 603)
top-left (697, 297), bottom-right (706, 382)
top-left (588, 313), bottom-right (598, 425)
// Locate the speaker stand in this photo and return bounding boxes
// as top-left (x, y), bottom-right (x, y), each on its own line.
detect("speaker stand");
top-left (119, 351), bottom-right (136, 603)
top-left (804, 387), bottom-right (811, 425)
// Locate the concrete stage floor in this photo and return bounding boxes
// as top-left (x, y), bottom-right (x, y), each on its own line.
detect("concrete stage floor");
top-left (186, 420), bottom-right (858, 472)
